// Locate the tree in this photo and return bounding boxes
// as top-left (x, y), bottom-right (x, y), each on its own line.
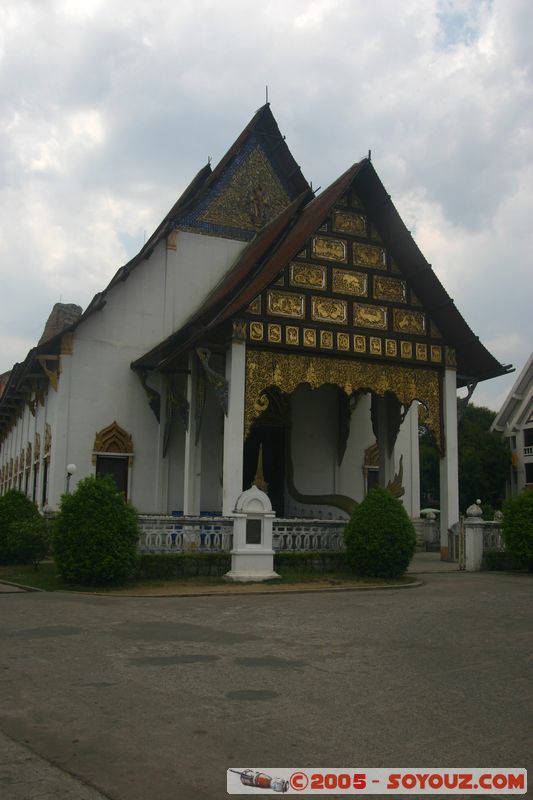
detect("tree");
top-left (419, 403), bottom-right (511, 513)
top-left (458, 405), bottom-right (510, 511)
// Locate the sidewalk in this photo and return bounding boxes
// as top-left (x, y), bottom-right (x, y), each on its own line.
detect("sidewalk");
top-left (0, 731), bottom-right (110, 800)
top-left (408, 551), bottom-right (459, 573)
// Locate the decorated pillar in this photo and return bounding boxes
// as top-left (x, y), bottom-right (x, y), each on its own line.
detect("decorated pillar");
top-left (439, 352), bottom-right (459, 559)
top-left (183, 352), bottom-right (202, 515)
top-left (222, 331), bottom-right (246, 516)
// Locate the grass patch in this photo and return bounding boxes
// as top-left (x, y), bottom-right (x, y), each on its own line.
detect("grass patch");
top-left (0, 562), bottom-right (418, 594)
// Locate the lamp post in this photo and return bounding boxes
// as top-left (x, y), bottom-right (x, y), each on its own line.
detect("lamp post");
top-left (65, 463), bottom-right (77, 494)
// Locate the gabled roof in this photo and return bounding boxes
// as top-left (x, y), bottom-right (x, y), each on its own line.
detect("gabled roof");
top-left (132, 158), bottom-right (512, 386)
top-left (491, 352), bottom-right (533, 433)
top-left (71, 104), bottom-right (310, 330)
top-left (132, 163), bottom-right (361, 371)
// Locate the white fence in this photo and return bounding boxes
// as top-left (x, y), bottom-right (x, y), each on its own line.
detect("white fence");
top-left (138, 515), bottom-right (346, 553)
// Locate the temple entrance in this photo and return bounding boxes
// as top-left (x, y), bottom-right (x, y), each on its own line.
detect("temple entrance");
top-left (243, 425), bottom-right (286, 516)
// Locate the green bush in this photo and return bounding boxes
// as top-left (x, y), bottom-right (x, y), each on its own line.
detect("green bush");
top-left (138, 552), bottom-right (230, 579)
top-left (0, 490), bottom-right (41, 564)
top-left (5, 517), bottom-right (50, 566)
top-left (54, 475), bottom-right (139, 585)
top-left (344, 486), bottom-right (416, 578)
top-left (502, 489), bottom-right (533, 571)
top-left (137, 550), bottom-right (349, 580)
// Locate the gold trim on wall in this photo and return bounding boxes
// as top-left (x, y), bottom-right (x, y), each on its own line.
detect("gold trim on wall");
top-left (311, 235), bottom-right (347, 263)
top-left (353, 243), bottom-right (386, 269)
top-left (245, 350), bottom-right (441, 447)
top-left (332, 210), bottom-right (366, 235)
top-left (250, 322), bottom-right (264, 341)
top-left (393, 309), bottom-right (426, 335)
top-left (267, 290), bottom-right (305, 319)
top-left (373, 276), bottom-right (407, 303)
top-left (268, 324), bottom-right (282, 343)
top-left (303, 328), bottom-right (316, 348)
top-left (311, 297), bottom-right (348, 325)
top-left (385, 339), bottom-right (397, 357)
top-left (247, 297), bottom-right (261, 315)
top-left (286, 326), bottom-right (299, 346)
top-left (320, 331), bottom-right (333, 349)
top-left (353, 303), bottom-right (388, 330)
top-left (289, 262), bottom-right (327, 290)
top-left (332, 268), bottom-right (368, 297)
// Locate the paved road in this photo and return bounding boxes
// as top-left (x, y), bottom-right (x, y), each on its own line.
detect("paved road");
top-left (0, 571), bottom-right (531, 799)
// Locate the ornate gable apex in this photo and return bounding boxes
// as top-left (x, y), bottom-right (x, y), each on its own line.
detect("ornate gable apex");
top-left (176, 104), bottom-right (310, 242)
top-left (244, 185), bottom-right (448, 371)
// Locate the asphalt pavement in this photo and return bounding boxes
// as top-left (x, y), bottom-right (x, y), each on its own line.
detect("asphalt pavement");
top-left (0, 570), bottom-right (531, 799)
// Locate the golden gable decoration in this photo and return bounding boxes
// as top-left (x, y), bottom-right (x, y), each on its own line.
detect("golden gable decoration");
top-left (199, 145), bottom-right (290, 231)
top-left (92, 421), bottom-right (134, 466)
top-left (245, 350), bottom-right (441, 448)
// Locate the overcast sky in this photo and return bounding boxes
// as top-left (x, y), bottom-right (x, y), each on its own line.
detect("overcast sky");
top-left (1, 0), bottom-right (531, 410)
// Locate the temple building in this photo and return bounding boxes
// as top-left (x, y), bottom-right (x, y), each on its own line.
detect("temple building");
top-left (0, 105), bottom-right (511, 558)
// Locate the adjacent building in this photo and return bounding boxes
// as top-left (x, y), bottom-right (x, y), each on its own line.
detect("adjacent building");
top-left (491, 353), bottom-right (533, 495)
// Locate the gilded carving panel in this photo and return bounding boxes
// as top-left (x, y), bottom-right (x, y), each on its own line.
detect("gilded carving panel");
top-left (393, 309), bottom-right (426, 335)
top-left (247, 297), bottom-right (261, 315)
top-left (385, 339), bottom-right (397, 357)
top-left (250, 322), bottom-right (264, 341)
top-left (245, 350), bottom-right (442, 447)
top-left (332, 210), bottom-right (366, 235)
top-left (199, 145), bottom-right (290, 231)
top-left (374, 276), bottom-right (407, 303)
top-left (370, 337), bottom-right (382, 355)
top-left (267, 290), bottom-right (305, 319)
top-left (289, 262), bottom-right (326, 291)
top-left (303, 328), bottom-right (316, 348)
top-left (353, 243), bottom-right (387, 270)
top-left (354, 335), bottom-right (366, 353)
top-left (268, 324), bottom-right (282, 343)
top-left (430, 345), bottom-right (442, 363)
top-left (311, 297), bottom-right (348, 325)
top-left (320, 331), bottom-right (333, 349)
top-left (332, 268), bottom-right (368, 297)
top-left (401, 341), bottom-right (413, 359)
top-left (286, 326), bottom-right (299, 346)
top-left (337, 333), bottom-right (350, 351)
top-left (353, 303), bottom-right (388, 330)
top-left (311, 236), bottom-right (347, 263)
top-left (416, 343), bottom-right (428, 361)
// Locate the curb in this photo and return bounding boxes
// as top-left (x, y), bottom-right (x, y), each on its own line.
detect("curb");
top-left (75, 578), bottom-right (425, 598)
top-left (0, 579), bottom-right (43, 592)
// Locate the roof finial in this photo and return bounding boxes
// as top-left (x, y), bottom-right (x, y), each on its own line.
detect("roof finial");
top-left (265, 84), bottom-right (269, 104)
top-left (368, 149), bottom-right (372, 161)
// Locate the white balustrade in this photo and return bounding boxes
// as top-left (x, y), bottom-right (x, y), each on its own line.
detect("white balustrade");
top-left (138, 515), bottom-right (346, 553)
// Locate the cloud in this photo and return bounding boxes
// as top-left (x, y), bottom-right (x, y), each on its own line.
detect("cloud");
top-left (0, 0), bottom-right (531, 414)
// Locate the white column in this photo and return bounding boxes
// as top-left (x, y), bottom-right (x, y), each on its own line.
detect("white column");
top-left (408, 402), bottom-right (421, 518)
top-left (183, 353), bottom-right (202, 515)
top-left (155, 373), bottom-right (169, 513)
top-left (47, 352), bottom-right (73, 508)
top-left (439, 365), bottom-right (459, 559)
top-left (377, 396), bottom-right (395, 488)
top-left (222, 338), bottom-right (246, 516)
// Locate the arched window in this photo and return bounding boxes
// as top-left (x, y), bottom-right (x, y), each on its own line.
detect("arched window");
top-left (92, 421), bottom-right (134, 497)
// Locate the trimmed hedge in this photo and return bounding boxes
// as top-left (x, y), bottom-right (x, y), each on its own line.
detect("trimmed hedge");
top-left (5, 517), bottom-right (50, 566)
top-left (0, 490), bottom-right (42, 564)
top-left (502, 489), bottom-right (533, 571)
top-left (137, 550), bottom-right (348, 579)
top-left (344, 486), bottom-right (416, 579)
